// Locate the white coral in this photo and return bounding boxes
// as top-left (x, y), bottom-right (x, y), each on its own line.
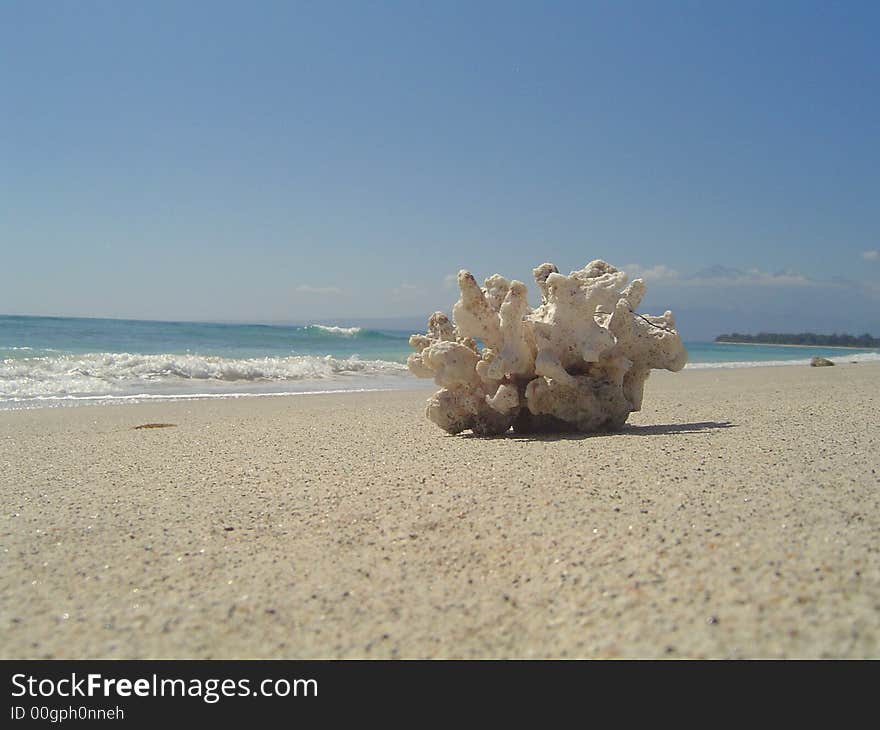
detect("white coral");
top-left (452, 271), bottom-right (504, 350)
top-left (482, 281), bottom-right (536, 380)
top-left (409, 260), bottom-right (687, 435)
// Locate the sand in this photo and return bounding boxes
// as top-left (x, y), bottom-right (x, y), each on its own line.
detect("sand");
top-left (1, 363), bottom-right (878, 659)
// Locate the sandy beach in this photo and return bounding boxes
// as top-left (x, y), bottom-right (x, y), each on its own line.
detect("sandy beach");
top-left (1, 363), bottom-right (878, 659)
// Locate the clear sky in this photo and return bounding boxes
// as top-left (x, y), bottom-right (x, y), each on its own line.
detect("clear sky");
top-left (2, 1), bottom-right (878, 338)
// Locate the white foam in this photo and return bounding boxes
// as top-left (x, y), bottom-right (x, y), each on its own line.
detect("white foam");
top-left (3, 346), bottom-right (59, 353)
top-left (310, 324), bottom-right (362, 336)
top-left (0, 351), bottom-right (409, 402)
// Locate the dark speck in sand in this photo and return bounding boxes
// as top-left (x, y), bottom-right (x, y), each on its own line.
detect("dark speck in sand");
top-left (133, 423), bottom-right (177, 430)
top-left (223, 527), bottom-right (235, 532)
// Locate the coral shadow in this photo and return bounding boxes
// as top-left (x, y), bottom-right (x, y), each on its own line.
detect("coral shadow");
top-left (457, 420), bottom-right (735, 441)
top-left (619, 421), bottom-right (736, 436)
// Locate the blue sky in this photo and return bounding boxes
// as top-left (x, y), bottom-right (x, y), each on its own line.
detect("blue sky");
top-left (1, 1), bottom-right (878, 338)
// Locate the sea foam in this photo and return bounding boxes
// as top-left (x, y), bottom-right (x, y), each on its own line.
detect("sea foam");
top-left (0, 351), bottom-right (410, 402)
top-left (309, 324), bottom-right (363, 336)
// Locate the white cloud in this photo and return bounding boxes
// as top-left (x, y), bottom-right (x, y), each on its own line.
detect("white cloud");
top-left (738, 268), bottom-right (811, 286)
top-left (863, 250), bottom-right (880, 261)
top-left (390, 282), bottom-right (420, 301)
top-left (686, 266), bottom-right (812, 287)
top-left (625, 264), bottom-right (828, 289)
top-left (295, 284), bottom-right (343, 295)
top-left (623, 263), bottom-right (680, 281)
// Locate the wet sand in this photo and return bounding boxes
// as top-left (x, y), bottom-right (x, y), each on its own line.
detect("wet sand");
top-left (1, 363), bottom-right (878, 658)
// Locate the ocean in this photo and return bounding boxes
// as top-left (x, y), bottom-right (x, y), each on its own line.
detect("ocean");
top-left (2, 314), bottom-right (878, 409)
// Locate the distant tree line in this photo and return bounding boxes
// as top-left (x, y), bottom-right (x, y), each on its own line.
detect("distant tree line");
top-left (715, 332), bottom-right (880, 347)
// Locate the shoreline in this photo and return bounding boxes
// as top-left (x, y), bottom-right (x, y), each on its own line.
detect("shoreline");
top-left (2, 362), bottom-right (878, 658)
top-left (714, 340), bottom-right (879, 350)
top-left (2, 358), bottom-right (877, 412)
top-left (0, 383), bottom-right (431, 412)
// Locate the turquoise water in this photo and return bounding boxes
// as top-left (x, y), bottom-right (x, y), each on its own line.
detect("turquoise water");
top-left (681, 340), bottom-right (879, 367)
top-left (0, 315), bottom-right (410, 361)
top-left (1, 315), bottom-right (877, 408)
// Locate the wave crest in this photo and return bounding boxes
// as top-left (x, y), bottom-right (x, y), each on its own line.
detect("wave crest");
top-left (0, 351), bottom-right (409, 401)
top-left (308, 324), bottom-right (362, 336)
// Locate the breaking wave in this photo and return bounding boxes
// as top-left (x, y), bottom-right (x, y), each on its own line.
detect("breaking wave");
top-left (308, 324), bottom-right (363, 336)
top-left (0, 351), bottom-right (411, 404)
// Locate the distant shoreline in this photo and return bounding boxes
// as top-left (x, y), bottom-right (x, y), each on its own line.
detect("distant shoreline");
top-left (714, 340), bottom-right (878, 351)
